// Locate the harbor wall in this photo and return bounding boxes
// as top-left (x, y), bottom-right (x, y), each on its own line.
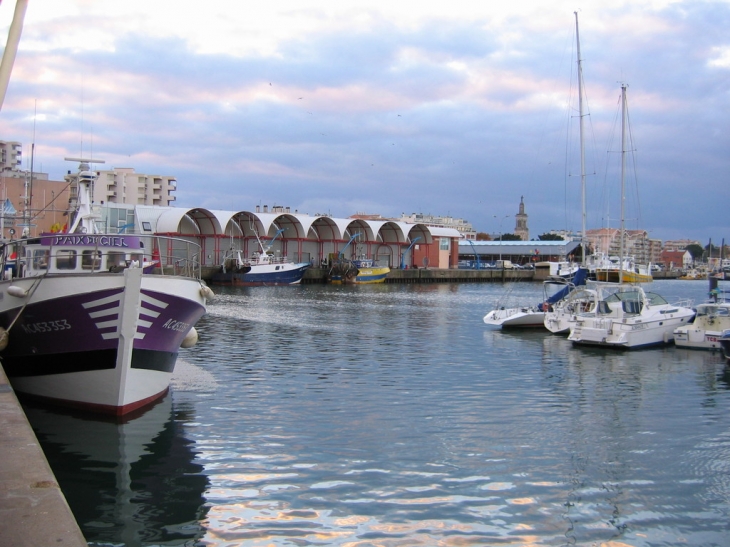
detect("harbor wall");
top-left (0, 366), bottom-right (87, 546)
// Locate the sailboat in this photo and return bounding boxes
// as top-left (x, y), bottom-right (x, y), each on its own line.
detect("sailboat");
top-left (567, 85), bottom-right (694, 349)
top-left (544, 11), bottom-right (594, 334)
top-left (484, 13), bottom-right (589, 330)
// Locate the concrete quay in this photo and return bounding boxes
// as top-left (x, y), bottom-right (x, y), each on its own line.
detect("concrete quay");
top-left (0, 366), bottom-right (86, 546)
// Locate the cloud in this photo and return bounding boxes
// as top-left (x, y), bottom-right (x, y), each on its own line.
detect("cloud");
top-left (1, 0), bottom-right (728, 243)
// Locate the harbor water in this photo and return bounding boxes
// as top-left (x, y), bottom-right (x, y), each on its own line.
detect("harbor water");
top-left (23, 280), bottom-right (730, 546)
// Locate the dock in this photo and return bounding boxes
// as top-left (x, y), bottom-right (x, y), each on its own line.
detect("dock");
top-left (0, 365), bottom-right (86, 546)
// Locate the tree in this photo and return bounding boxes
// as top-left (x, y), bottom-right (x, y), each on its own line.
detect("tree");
top-left (704, 243), bottom-right (720, 258)
top-left (686, 244), bottom-right (704, 263)
top-left (537, 233), bottom-right (564, 241)
top-left (476, 232), bottom-right (491, 241)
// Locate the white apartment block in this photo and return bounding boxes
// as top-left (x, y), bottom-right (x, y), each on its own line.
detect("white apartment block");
top-left (663, 239), bottom-right (702, 252)
top-left (0, 140), bottom-right (22, 173)
top-left (585, 228), bottom-right (662, 265)
top-left (89, 167), bottom-right (177, 207)
top-left (399, 212), bottom-right (477, 240)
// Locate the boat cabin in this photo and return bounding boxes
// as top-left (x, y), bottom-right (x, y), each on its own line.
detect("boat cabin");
top-left (6, 234), bottom-right (150, 279)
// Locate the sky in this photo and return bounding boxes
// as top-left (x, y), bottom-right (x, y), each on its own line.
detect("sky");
top-left (1, 0), bottom-right (728, 243)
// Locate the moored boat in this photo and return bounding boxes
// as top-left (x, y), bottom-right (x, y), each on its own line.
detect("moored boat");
top-left (329, 258), bottom-right (390, 284)
top-left (567, 283), bottom-right (695, 349)
top-left (544, 282), bottom-right (601, 335)
top-left (0, 160), bottom-right (211, 416)
top-left (211, 228), bottom-right (311, 286)
top-left (593, 254), bottom-right (653, 283)
top-left (484, 267), bottom-right (589, 329)
top-left (328, 233), bottom-right (390, 284)
top-left (673, 301), bottom-right (730, 350)
top-left (567, 85), bottom-right (692, 349)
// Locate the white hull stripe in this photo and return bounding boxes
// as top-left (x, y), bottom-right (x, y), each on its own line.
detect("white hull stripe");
top-left (81, 290), bottom-right (172, 342)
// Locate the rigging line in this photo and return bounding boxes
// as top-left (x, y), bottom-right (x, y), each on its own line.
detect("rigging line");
top-left (623, 98), bottom-right (643, 231)
top-left (599, 91), bottom-right (623, 231)
top-left (29, 180), bottom-right (74, 222)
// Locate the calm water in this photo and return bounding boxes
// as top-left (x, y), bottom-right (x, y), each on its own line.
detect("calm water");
top-left (24, 280), bottom-right (730, 547)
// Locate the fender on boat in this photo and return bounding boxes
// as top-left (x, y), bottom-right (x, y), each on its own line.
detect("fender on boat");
top-left (181, 327), bottom-right (199, 348)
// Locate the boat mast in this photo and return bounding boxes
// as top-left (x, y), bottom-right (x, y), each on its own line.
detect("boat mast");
top-left (575, 12), bottom-right (587, 265)
top-left (65, 157), bottom-right (105, 234)
top-left (619, 84), bottom-right (628, 284)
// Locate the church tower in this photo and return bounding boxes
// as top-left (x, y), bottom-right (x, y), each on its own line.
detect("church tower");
top-left (514, 196), bottom-right (529, 241)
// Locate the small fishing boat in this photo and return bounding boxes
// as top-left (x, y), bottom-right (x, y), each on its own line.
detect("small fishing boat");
top-left (0, 160), bottom-right (211, 415)
top-left (211, 228), bottom-right (311, 286)
top-left (328, 233), bottom-right (390, 284)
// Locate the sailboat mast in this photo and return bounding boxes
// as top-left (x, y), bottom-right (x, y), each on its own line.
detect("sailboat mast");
top-left (575, 12), bottom-right (586, 265)
top-left (619, 84), bottom-right (628, 284)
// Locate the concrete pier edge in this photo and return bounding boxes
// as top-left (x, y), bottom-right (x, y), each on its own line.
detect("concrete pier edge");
top-left (0, 365), bottom-right (86, 546)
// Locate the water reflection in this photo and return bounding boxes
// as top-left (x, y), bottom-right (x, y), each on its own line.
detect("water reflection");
top-left (24, 394), bottom-right (209, 546)
top-left (27, 281), bottom-right (730, 546)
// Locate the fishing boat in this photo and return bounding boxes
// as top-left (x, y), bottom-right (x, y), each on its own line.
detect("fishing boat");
top-left (211, 227), bottom-right (311, 286)
top-left (568, 85), bottom-right (695, 349)
top-left (328, 233), bottom-right (390, 284)
top-left (0, 160), bottom-right (212, 416)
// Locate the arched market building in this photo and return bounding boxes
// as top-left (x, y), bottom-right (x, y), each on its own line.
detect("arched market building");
top-left (125, 205), bottom-right (461, 273)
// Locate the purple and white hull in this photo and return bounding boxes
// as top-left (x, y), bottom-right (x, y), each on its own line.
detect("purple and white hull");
top-left (1, 268), bottom-right (207, 415)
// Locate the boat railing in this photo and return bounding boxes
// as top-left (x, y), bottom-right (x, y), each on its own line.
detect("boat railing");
top-left (1, 234), bottom-right (203, 280)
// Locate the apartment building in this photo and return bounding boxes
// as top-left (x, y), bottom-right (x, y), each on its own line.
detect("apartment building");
top-left (87, 167), bottom-right (177, 207)
top-left (0, 140), bottom-right (22, 173)
top-left (585, 228), bottom-right (662, 265)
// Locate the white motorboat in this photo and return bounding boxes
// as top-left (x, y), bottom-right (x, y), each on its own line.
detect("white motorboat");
top-left (568, 284), bottom-right (695, 349)
top-left (484, 267), bottom-right (589, 329)
top-left (674, 300), bottom-right (730, 350)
